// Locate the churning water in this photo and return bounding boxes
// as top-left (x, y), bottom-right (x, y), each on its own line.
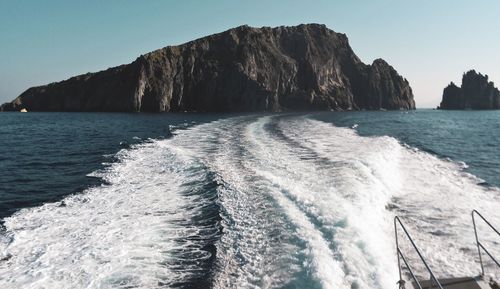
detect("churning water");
top-left (0, 111), bottom-right (499, 288)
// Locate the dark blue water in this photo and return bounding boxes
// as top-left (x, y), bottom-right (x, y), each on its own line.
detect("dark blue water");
top-left (1, 110), bottom-right (500, 221)
top-left (0, 112), bottom-right (225, 219)
top-left (1, 110), bottom-right (499, 221)
top-left (1, 110), bottom-right (500, 288)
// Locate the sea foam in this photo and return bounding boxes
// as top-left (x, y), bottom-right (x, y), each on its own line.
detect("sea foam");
top-left (1, 114), bottom-right (499, 289)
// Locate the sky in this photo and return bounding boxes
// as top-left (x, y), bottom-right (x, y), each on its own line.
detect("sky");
top-left (1, 1), bottom-right (499, 108)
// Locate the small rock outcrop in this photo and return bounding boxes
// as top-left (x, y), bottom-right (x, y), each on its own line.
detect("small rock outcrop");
top-left (439, 70), bottom-right (500, 110)
top-left (1, 24), bottom-right (415, 112)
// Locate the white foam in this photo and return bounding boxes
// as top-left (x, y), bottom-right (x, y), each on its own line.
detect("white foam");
top-left (243, 117), bottom-right (349, 288)
top-left (0, 141), bottom-right (217, 288)
top-left (1, 114), bottom-right (499, 289)
top-left (165, 116), bottom-right (306, 289)
top-left (280, 117), bottom-right (500, 281)
top-left (241, 116), bottom-right (400, 289)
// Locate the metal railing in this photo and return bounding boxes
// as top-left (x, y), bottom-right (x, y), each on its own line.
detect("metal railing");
top-left (395, 216), bottom-right (443, 289)
top-left (472, 210), bottom-right (500, 276)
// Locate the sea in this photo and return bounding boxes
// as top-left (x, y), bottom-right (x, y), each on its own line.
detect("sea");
top-left (0, 110), bottom-right (499, 289)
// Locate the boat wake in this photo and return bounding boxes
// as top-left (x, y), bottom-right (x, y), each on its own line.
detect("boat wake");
top-left (1, 114), bottom-right (499, 288)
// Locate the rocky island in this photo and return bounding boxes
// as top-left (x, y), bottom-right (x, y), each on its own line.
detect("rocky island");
top-left (1, 24), bottom-right (415, 112)
top-left (439, 70), bottom-right (500, 110)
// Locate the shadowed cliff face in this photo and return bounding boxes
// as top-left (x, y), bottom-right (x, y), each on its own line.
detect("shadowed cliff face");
top-left (440, 70), bottom-right (500, 110)
top-left (1, 24), bottom-right (415, 112)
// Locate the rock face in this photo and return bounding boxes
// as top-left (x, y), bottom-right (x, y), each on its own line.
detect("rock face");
top-left (1, 24), bottom-right (415, 112)
top-left (439, 70), bottom-right (500, 110)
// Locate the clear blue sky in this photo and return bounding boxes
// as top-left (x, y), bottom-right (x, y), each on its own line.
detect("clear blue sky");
top-left (1, 1), bottom-right (499, 108)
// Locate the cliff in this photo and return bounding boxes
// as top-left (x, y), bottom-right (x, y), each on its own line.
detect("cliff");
top-left (439, 70), bottom-right (500, 110)
top-left (1, 24), bottom-right (415, 112)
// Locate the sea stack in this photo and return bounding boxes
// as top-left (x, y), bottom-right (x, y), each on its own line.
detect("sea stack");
top-left (439, 70), bottom-right (500, 110)
top-left (0, 24), bottom-right (415, 112)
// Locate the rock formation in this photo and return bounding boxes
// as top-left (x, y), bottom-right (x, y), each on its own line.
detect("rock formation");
top-left (1, 24), bottom-right (415, 112)
top-left (439, 70), bottom-right (500, 110)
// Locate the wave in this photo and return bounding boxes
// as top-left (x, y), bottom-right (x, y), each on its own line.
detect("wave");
top-left (1, 114), bottom-right (499, 288)
top-left (0, 140), bottom-right (221, 288)
top-left (274, 116), bottom-right (500, 282)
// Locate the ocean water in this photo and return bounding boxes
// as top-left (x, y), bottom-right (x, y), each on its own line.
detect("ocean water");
top-left (0, 110), bottom-right (499, 289)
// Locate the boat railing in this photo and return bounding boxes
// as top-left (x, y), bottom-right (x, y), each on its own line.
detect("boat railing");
top-left (394, 216), bottom-right (444, 289)
top-left (472, 209), bottom-right (500, 276)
